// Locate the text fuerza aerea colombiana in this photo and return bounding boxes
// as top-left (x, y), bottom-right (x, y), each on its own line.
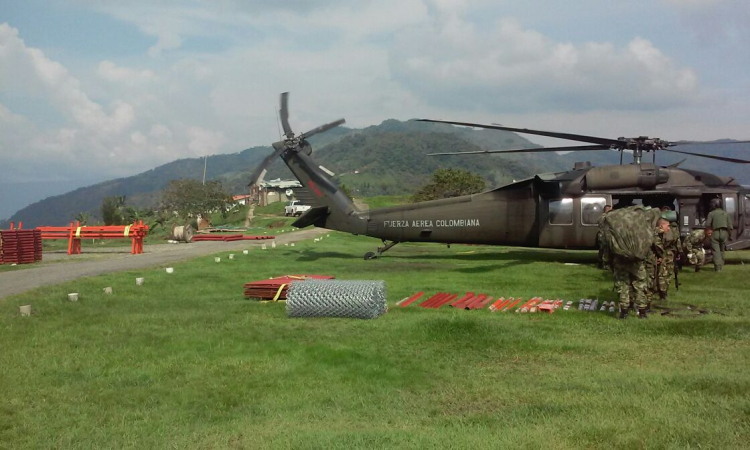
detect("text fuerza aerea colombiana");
top-left (383, 219), bottom-right (480, 228)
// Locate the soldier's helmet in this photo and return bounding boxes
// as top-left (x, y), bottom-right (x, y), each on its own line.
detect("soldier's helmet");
top-left (710, 198), bottom-right (722, 210)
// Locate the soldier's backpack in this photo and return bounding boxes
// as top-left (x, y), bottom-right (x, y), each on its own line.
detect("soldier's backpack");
top-left (600, 205), bottom-right (660, 261)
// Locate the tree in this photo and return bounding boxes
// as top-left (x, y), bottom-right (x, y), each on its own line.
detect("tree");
top-left (74, 212), bottom-right (92, 225)
top-left (339, 183), bottom-right (353, 200)
top-left (411, 168), bottom-right (486, 202)
top-left (122, 206), bottom-right (154, 224)
top-left (101, 196), bottom-right (126, 225)
top-left (161, 179), bottom-right (232, 220)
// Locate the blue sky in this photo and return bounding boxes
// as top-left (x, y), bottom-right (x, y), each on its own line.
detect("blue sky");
top-left (1, 0), bottom-right (749, 217)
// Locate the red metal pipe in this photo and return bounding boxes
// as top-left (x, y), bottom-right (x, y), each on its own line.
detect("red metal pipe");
top-left (489, 298), bottom-right (506, 311)
top-left (446, 292), bottom-right (473, 309)
top-left (399, 291), bottom-right (424, 307)
top-left (431, 293), bottom-right (458, 309)
top-left (472, 296), bottom-right (495, 310)
top-left (419, 293), bottom-right (446, 308)
top-left (503, 299), bottom-right (522, 312)
top-left (494, 298), bottom-right (513, 312)
top-left (464, 294), bottom-right (488, 310)
top-left (452, 294), bottom-right (476, 309)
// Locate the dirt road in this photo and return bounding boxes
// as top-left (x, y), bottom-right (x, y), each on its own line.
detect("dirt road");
top-left (0, 228), bottom-right (328, 300)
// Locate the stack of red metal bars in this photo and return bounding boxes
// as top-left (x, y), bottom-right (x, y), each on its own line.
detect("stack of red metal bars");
top-left (192, 234), bottom-right (275, 242)
top-left (397, 293), bottom-right (564, 313)
top-left (243, 275), bottom-right (335, 300)
top-left (0, 223), bottom-right (42, 265)
top-left (397, 292), bottom-right (496, 309)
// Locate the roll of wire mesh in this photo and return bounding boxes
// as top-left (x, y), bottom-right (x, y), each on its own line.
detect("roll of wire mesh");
top-left (286, 280), bottom-right (387, 319)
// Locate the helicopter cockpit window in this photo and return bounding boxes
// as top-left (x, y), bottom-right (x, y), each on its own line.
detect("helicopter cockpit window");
top-left (549, 198), bottom-right (573, 225)
top-left (581, 197), bottom-right (607, 225)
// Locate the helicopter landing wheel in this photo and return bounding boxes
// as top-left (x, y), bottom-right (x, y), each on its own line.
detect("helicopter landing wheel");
top-left (364, 240), bottom-right (399, 260)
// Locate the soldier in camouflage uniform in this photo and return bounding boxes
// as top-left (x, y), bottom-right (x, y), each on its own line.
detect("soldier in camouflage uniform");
top-left (613, 255), bottom-right (648, 319)
top-left (659, 207), bottom-right (682, 299)
top-left (645, 219), bottom-right (668, 308)
top-left (706, 199), bottom-right (733, 271)
top-left (684, 227), bottom-right (712, 272)
top-left (597, 205), bottom-right (612, 270)
top-left (602, 205), bottom-right (660, 319)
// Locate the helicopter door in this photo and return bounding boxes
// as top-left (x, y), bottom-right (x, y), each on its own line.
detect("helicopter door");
top-left (744, 195), bottom-right (750, 237)
top-left (539, 197), bottom-right (576, 248)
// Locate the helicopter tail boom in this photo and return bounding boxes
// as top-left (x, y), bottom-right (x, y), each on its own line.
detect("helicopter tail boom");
top-left (277, 141), bottom-right (368, 234)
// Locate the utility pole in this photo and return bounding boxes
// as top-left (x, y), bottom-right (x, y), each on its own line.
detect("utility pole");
top-left (202, 155), bottom-right (207, 185)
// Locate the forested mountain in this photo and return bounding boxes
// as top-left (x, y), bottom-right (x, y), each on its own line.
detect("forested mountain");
top-left (3, 119), bottom-right (748, 227)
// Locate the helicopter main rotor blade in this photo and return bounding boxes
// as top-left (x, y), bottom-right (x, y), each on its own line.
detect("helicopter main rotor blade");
top-left (662, 148), bottom-right (750, 164)
top-left (300, 118), bottom-right (346, 140)
top-left (427, 144), bottom-right (610, 156)
top-left (669, 140), bottom-right (750, 147)
top-left (249, 145), bottom-right (285, 186)
top-left (279, 92), bottom-right (293, 138)
top-left (417, 119), bottom-right (623, 147)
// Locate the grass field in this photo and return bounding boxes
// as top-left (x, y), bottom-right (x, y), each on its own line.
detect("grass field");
top-left (1, 232), bottom-right (749, 449)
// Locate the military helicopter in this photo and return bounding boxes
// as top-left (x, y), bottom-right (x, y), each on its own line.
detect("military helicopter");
top-left (251, 93), bottom-right (750, 259)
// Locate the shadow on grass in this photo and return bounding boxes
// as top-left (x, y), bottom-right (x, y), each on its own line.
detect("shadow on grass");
top-left (642, 318), bottom-right (749, 339)
top-left (295, 250), bottom-right (361, 262)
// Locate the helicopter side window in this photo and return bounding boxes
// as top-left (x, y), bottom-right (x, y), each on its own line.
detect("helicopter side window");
top-left (549, 198), bottom-right (573, 225)
top-left (725, 197), bottom-right (736, 215)
top-left (581, 197), bottom-right (607, 226)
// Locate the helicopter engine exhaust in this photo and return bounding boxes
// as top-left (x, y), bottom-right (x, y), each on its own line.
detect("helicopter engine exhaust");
top-left (584, 164), bottom-right (669, 190)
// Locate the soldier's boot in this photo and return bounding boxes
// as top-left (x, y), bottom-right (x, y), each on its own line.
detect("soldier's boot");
top-left (618, 306), bottom-right (629, 320)
top-left (637, 308), bottom-right (648, 319)
top-left (645, 302), bottom-right (653, 313)
top-left (695, 266), bottom-right (701, 272)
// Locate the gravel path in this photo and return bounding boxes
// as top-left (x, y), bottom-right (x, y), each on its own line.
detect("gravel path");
top-left (0, 228), bottom-right (328, 300)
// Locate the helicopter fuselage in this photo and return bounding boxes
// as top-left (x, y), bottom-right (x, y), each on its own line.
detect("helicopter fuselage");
top-left (284, 150), bottom-right (750, 252)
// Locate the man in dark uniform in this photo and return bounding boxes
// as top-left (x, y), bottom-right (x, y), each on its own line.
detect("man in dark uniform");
top-left (706, 199), bottom-right (733, 271)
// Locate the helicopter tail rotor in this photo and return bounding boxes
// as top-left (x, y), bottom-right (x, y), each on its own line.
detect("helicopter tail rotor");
top-left (248, 93), bottom-right (346, 187)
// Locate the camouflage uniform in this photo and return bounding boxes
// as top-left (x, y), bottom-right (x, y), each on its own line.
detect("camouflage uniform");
top-left (706, 207), bottom-right (733, 271)
top-left (645, 228), bottom-right (666, 305)
top-left (613, 256), bottom-right (647, 311)
top-left (601, 205), bottom-right (661, 318)
top-left (597, 212), bottom-right (611, 269)
top-left (660, 223), bottom-right (682, 297)
top-left (684, 229), bottom-right (707, 270)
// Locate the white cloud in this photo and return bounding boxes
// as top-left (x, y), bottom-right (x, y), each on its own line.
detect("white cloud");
top-left (389, 17), bottom-right (699, 112)
top-left (0, 23), bottom-right (227, 183)
top-left (187, 126), bottom-right (226, 155)
top-left (147, 31), bottom-right (182, 58)
top-left (0, 23), bottom-right (136, 133)
top-left (661, 0), bottom-right (750, 47)
top-left (97, 60), bottom-right (156, 84)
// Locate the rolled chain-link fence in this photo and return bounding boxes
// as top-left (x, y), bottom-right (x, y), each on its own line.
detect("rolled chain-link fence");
top-left (286, 280), bottom-right (387, 319)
